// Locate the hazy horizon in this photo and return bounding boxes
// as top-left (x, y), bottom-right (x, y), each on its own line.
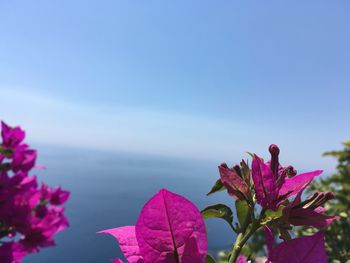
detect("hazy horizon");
top-left (1, 1), bottom-right (349, 172)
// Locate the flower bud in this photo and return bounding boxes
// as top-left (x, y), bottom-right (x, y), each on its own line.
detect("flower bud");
top-left (325, 192), bottom-right (335, 201)
top-left (281, 165), bottom-right (297, 178)
top-left (233, 164), bottom-right (242, 178)
top-left (269, 144), bottom-right (280, 177)
top-left (269, 144), bottom-right (280, 156)
top-left (220, 163), bottom-right (229, 169)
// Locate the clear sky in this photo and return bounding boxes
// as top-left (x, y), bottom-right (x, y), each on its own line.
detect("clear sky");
top-left (0, 1), bottom-right (349, 171)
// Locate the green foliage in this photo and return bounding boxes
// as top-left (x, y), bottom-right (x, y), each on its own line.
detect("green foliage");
top-left (243, 227), bottom-right (266, 258)
top-left (205, 254), bottom-right (217, 263)
top-left (305, 141), bottom-right (350, 262)
top-left (201, 203), bottom-right (235, 230)
top-left (260, 206), bottom-right (284, 225)
top-left (235, 200), bottom-right (249, 228)
top-left (207, 179), bottom-right (225, 196)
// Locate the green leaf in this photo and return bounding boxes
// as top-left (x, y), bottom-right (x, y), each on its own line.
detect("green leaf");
top-left (207, 179), bottom-right (225, 196)
top-left (0, 146), bottom-right (12, 157)
top-left (235, 200), bottom-right (249, 227)
top-left (247, 152), bottom-right (264, 162)
top-left (205, 254), bottom-right (216, 263)
top-left (201, 203), bottom-right (233, 227)
top-left (261, 205), bottom-right (284, 224)
top-left (246, 152), bottom-right (255, 159)
top-left (339, 211), bottom-right (347, 218)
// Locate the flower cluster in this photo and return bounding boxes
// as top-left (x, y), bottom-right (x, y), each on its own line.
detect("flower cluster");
top-left (215, 144), bottom-right (338, 262)
top-left (0, 122), bottom-right (70, 263)
top-left (100, 144), bottom-right (337, 263)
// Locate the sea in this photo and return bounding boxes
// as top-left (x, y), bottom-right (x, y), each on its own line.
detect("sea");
top-left (23, 145), bottom-right (236, 263)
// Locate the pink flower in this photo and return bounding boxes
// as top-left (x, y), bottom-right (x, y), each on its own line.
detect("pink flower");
top-left (0, 243), bottom-right (27, 263)
top-left (1, 122), bottom-right (25, 149)
top-left (11, 145), bottom-right (37, 172)
top-left (50, 187), bottom-right (70, 205)
top-left (281, 188), bottom-right (338, 229)
top-left (39, 184), bottom-right (70, 205)
top-left (21, 206), bottom-right (69, 251)
top-left (99, 189), bottom-right (207, 263)
top-left (252, 145), bottom-right (322, 210)
top-left (0, 121), bottom-right (70, 263)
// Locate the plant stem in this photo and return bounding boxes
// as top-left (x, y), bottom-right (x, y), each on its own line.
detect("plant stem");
top-left (229, 233), bottom-right (244, 263)
top-left (229, 225), bottom-right (257, 263)
top-left (229, 208), bottom-right (266, 263)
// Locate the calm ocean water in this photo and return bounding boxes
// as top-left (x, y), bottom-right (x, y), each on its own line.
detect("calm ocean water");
top-left (23, 146), bottom-right (236, 263)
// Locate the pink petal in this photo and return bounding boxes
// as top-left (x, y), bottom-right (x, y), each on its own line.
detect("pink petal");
top-left (50, 187), bottom-right (70, 205)
top-left (252, 155), bottom-right (278, 210)
top-left (0, 242), bottom-right (27, 263)
top-left (288, 185), bottom-right (307, 208)
top-left (272, 231), bottom-right (327, 263)
top-left (264, 226), bottom-right (275, 255)
top-left (278, 170), bottom-right (322, 202)
top-left (135, 189), bottom-right (207, 263)
top-left (289, 208), bottom-right (339, 229)
top-left (180, 236), bottom-right (202, 262)
top-left (1, 121), bottom-right (25, 148)
top-left (237, 255), bottom-right (248, 263)
top-left (98, 226), bottom-right (144, 263)
top-left (314, 207), bottom-right (326, 213)
top-left (218, 164), bottom-right (249, 200)
top-left (34, 164), bottom-right (46, 169)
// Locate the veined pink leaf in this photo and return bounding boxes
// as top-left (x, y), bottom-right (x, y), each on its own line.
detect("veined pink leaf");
top-left (98, 226), bottom-right (144, 263)
top-left (135, 189), bottom-right (207, 263)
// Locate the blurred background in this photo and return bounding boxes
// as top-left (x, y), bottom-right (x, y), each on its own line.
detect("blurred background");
top-left (0, 1), bottom-right (349, 262)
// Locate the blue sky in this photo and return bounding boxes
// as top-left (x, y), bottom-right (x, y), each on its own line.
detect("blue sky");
top-left (0, 1), bottom-right (349, 171)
